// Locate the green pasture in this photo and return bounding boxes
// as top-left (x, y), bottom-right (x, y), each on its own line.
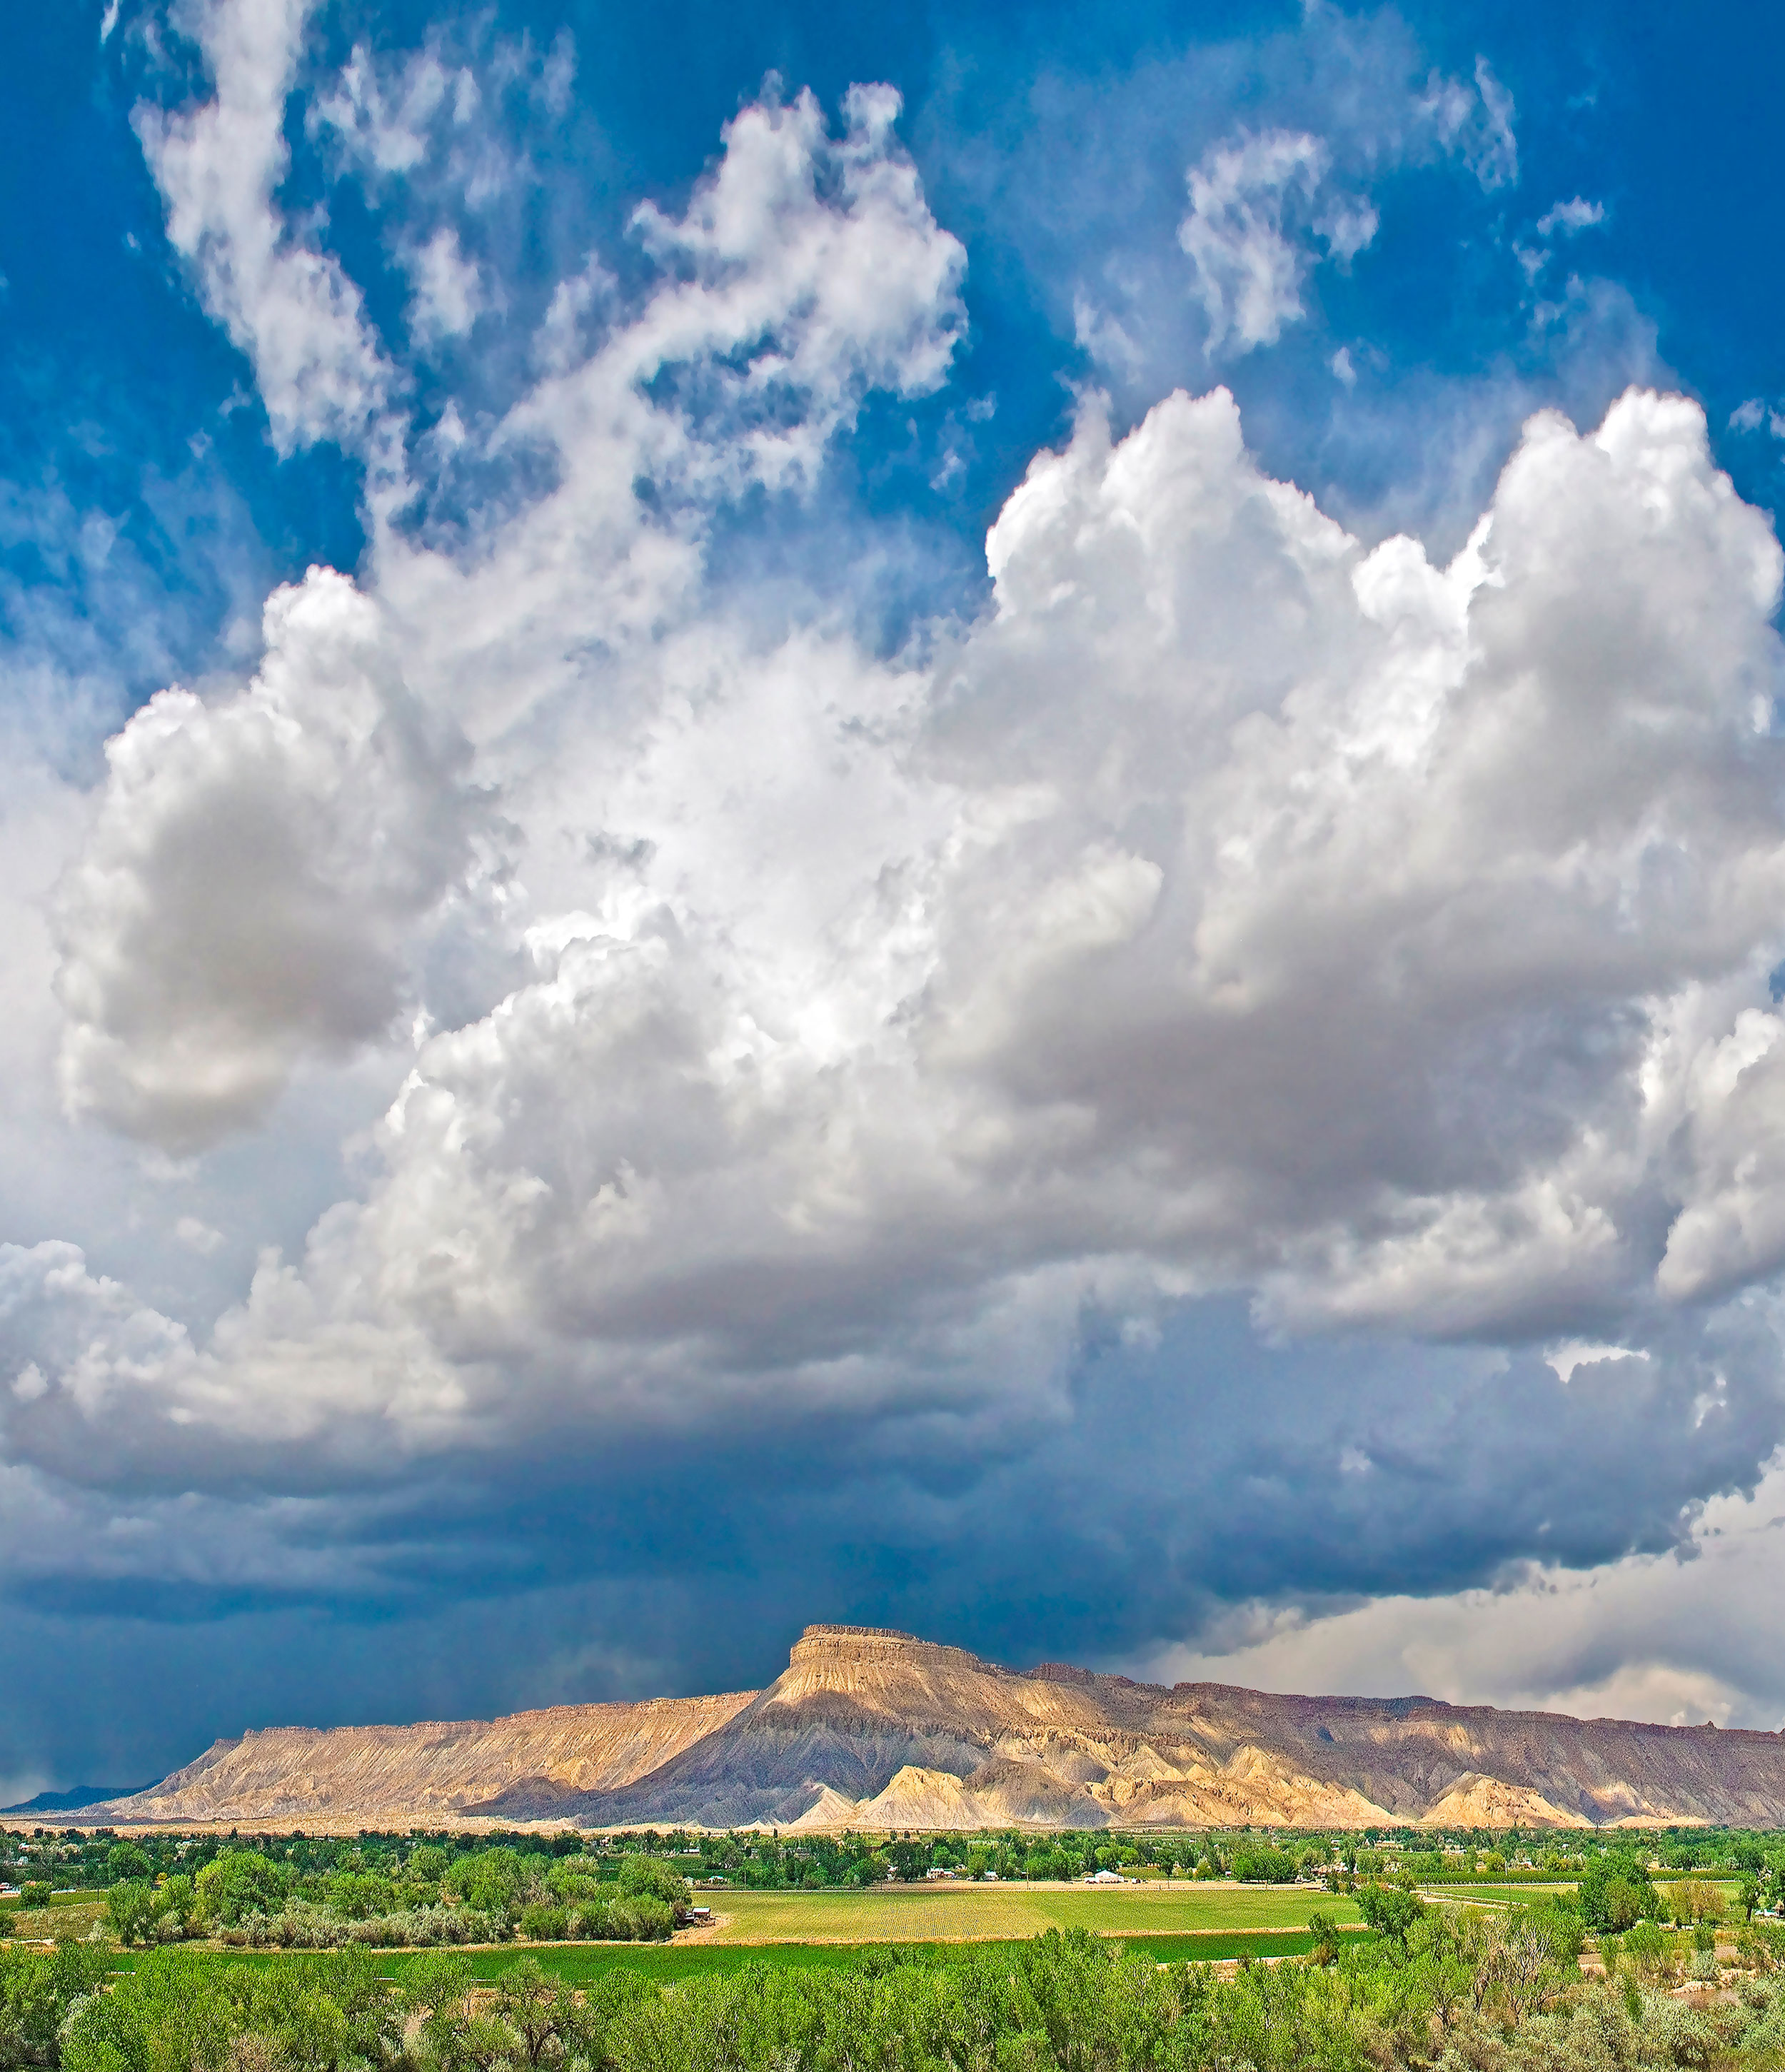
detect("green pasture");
top-left (107, 1925), bottom-right (1365, 1986)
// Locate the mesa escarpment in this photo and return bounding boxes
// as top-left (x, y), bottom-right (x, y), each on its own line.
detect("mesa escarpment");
top-left (71, 1624), bottom-right (1785, 1831)
top-left (92, 1691), bottom-right (755, 1827)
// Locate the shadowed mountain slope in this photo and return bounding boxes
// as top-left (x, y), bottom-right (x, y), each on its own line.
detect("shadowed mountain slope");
top-left (74, 1625), bottom-right (1785, 1830)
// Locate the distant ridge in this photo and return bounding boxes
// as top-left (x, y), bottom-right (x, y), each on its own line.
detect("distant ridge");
top-left (2, 1785), bottom-right (150, 1814)
top-left (51, 1625), bottom-right (1785, 1832)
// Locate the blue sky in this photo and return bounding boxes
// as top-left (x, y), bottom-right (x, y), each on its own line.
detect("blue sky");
top-left (6, 0), bottom-right (1785, 1796)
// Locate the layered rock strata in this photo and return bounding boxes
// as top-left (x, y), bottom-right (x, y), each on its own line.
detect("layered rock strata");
top-left (76, 1625), bottom-right (1785, 1831)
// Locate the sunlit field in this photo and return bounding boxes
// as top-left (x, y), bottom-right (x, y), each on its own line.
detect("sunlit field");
top-left (700, 1882), bottom-right (1360, 1943)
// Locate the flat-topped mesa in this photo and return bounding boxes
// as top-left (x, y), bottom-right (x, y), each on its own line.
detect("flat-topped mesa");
top-left (52, 1618), bottom-right (1785, 1833)
top-left (790, 1625), bottom-right (1008, 1676)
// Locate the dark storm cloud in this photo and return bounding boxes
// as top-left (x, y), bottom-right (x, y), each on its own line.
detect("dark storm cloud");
top-left (6, 1293), bottom-right (1779, 1787)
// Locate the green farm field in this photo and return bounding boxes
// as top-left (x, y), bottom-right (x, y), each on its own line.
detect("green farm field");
top-left (90, 1885), bottom-right (1362, 1983)
top-left (108, 1927), bottom-right (1362, 1988)
top-left (700, 1883), bottom-right (1360, 1944)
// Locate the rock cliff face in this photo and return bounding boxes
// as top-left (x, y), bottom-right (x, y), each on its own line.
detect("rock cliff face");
top-left (77, 1625), bottom-right (1785, 1830)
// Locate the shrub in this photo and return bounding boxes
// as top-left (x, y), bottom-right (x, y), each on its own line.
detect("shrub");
top-left (519, 1904), bottom-right (570, 1941)
top-left (1624, 1919), bottom-right (1675, 1983)
top-left (218, 1903), bottom-right (506, 1950)
top-left (609, 1896), bottom-right (673, 1942)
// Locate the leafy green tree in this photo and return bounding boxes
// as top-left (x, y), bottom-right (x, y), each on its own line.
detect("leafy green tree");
top-left (0, 1938), bottom-right (112, 2068)
top-left (1229, 1846), bottom-right (1295, 1884)
top-left (1577, 1852), bottom-right (1659, 1931)
top-left (103, 1844), bottom-right (151, 1889)
top-left (1356, 1882), bottom-right (1425, 1943)
top-left (885, 1839), bottom-right (930, 1882)
top-left (322, 1871), bottom-right (394, 1921)
top-left (493, 1957), bottom-right (584, 2069)
top-left (613, 1856), bottom-right (692, 1924)
top-left (444, 1846), bottom-right (528, 1918)
top-left (104, 1881), bottom-right (159, 1948)
top-left (193, 1849), bottom-right (286, 1927)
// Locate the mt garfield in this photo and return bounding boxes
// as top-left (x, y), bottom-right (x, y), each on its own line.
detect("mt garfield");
top-left (80, 1626), bottom-right (1785, 1832)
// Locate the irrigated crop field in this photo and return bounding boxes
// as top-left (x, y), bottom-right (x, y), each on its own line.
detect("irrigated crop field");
top-left (106, 1927), bottom-right (1361, 1988)
top-left (700, 1882), bottom-right (1359, 1944)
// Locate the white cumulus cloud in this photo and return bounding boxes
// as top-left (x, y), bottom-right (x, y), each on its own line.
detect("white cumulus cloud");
top-left (54, 568), bottom-right (478, 1151)
top-left (18, 36), bottom-right (1785, 1738)
top-left (26, 376), bottom-right (1785, 1469)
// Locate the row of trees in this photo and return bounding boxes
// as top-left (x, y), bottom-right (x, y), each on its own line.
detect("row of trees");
top-left (14, 1820), bottom-right (1785, 1913)
top-left (11, 1912), bottom-right (1785, 2072)
top-left (704, 1831), bottom-right (1323, 1889)
top-left (0, 1826), bottom-right (653, 1894)
top-left (99, 1849), bottom-right (695, 1949)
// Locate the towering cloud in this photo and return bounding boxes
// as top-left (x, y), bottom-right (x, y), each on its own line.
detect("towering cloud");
top-left (54, 570), bottom-right (476, 1150)
top-left (24, 378), bottom-right (1785, 1467)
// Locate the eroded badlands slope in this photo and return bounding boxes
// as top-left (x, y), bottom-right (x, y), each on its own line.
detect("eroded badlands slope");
top-left (94, 1691), bottom-right (755, 1826)
top-left (84, 1626), bottom-right (1785, 1830)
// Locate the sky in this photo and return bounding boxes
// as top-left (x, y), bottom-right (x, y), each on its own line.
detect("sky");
top-left (5, 0), bottom-right (1785, 1799)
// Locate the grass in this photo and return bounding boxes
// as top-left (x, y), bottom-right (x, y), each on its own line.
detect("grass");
top-left (108, 1927), bottom-right (1367, 1986)
top-left (0, 1900), bottom-right (109, 1943)
top-left (700, 1884), bottom-right (1357, 1945)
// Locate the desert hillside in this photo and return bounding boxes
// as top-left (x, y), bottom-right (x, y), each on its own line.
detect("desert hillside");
top-left (90, 1690), bottom-right (755, 1826)
top-left (72, 1625), bottom-right (1785, 1831)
